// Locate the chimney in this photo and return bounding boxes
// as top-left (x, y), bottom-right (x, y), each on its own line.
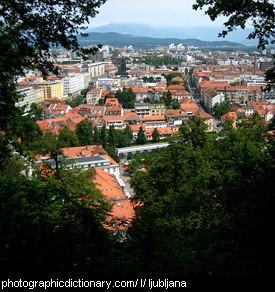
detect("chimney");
top-left (81, 149), bottom-right (85, 157)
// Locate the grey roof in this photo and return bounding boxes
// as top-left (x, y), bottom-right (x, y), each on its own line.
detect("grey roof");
top-left (36, 155), bottom-right (109, 167)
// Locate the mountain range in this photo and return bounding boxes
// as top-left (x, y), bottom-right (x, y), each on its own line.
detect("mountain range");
top-left (83, 23), bottom-right (258, 47)
top-left (78, 31), bottom-right (249, 49)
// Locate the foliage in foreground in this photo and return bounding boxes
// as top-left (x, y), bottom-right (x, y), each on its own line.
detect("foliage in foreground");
top-left (1, 116), bottom-right (274, 276)
top-left (126, 117), bottom-right (275, 275)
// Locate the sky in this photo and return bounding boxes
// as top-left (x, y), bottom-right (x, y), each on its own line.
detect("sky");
top-left (88, 0), bottom-right (228, 29)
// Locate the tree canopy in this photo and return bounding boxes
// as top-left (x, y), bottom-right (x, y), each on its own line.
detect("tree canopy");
top-left (116, 87), bottom-right (137, 109)
top-left (0, 169), bottom-right (113, 277)
top-left (127, 117), bottom-right (275, 275)
top-left (0, 0), bottom-right (106, 133)
top-left (193, 0), bottom-right (275, 50)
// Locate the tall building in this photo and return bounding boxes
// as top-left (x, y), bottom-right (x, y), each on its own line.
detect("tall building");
top-left (61, 73), bottom-right (85, 97)
top-left (88, 62), bottom-right (105, 78)
top-left (37, 81), bottom-right (67, 100)
top-left (254, 53), bottom-right (258, 75)
top-left (16, 86), bottom-right (36, 111)
top-left (112, 58), bottom-right (126, 73)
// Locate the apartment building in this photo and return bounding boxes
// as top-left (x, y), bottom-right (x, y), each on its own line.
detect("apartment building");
top-left (131, 87), bottom-right (149, 102)
top-left (86, 88), bottom-right (102, 105)
top-left (32, 85), bottom-right (45, 103)
top-left (166, 109), bottom-right (194, 127)
top-left (149, 103), bottom-right (166, 116)
top-left (35, 145), bottom-right (120, 180)
top-left (37, 80), bottom-right (67, 100)
top-left (202, 88), bottom-right (225, 109)
top-left (61, 73), bottom-right (85, 97)
top-left (16, 86), bottom-right (36, 111)
top-left (88, 62), bottom-right (105, 78)
top-left (134, 103), bottom-right (150, 117)
top-left (104, 116), bottom-right (125, 130)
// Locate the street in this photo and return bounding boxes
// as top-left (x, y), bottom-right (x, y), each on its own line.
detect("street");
top-left (119, 164), bottom-right (135, 197)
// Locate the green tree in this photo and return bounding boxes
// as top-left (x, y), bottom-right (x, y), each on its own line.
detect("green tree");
top-left (8, 114), bottom-right (43, 153)
top-left (211, 100), bottom-right (230, 118)
top-left (127, 117), bottom-right (274, 275)
top-left (268, 117), bottom-right (275, 131)
top-left (108, 125), bottom-right (117, 148)
top-left (123, 125), bottom-right (134, 146)
top-left (179, 117), bottom-right (208, 148)
top-left (116, 87), bottom-right (136, 109)
top-left (30, 102), bottom-right (43, 121)
top-left (76, 120), bottom-right (94, 146)
top-left (162, 72), bottom-right (183, 86)
top-left (193, 0), bottom-right (275, 50)
top-left (0, 0), bottom-right (106, 136)
top-left (104, 145), bottom-right (120, 163)
top-left (99, 124), bottom-right (107, 148)
top-left (0, 153), bottom-right (29, 179)
top-left (152, 128), bottom-right (160, 143)
top-left (115, 130), bottom-right (129, 148)
top-left (172, 101), bottom-right (180, 109)
top-left (93, 125), bottom-right (100, 144)
top-left (65, 95), bottom-right (84, 108)
top-left (136, 126), bottom-right (147, 145)
top-left (0, 168), bottom-right (112, 276)
top-left (58, 125), bottom-right (79, 148)
top-left (114, 127), bottom-right (134, 148)
top-left (161, 90), bottom-right (173, 107)
top-left (31, 132), bottom-right (64, 172)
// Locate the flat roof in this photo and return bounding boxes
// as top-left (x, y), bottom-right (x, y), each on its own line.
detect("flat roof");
top-left (115, 142), bottom-right (169, 154)
top-left (36, 155), bottom-right (110, 167)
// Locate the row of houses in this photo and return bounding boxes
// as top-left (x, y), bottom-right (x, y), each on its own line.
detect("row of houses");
top-left (199, 80), bottom-right (263, 108)
top-left (193, 64), bottom-right (266, 109)
top-left (220, 101), bottom-right (275, 128)
top-left (36, 95), bottom-right (215, 142)
top-left (85, 84), bottom-right (191, 105)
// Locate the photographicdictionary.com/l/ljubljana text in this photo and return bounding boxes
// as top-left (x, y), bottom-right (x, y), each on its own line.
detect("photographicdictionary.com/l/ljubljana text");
top-left (1, 278), bottom-right (187, 289)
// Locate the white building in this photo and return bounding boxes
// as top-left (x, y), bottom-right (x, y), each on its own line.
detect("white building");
top-left (115, 142), bottom-right (169, 160)
top-left (169, 43), bottom-right (176, 50)
top-left (61, 73), bottom-right (85, 97)
top-left (16, 86), bottom-right (36, 111)
top-left (104, 116), bottom-right (125, 130)
top-left (243, 106), bottom-right (255, 116)
top-left (88, 62), bottom-right (105, 78)
top-left (86, 88), bottom-right (102, 105)
top-left (35, 146), bottom-right (120, 180)
top-left (95, 77), bottom-right (120, 92)
top-left (202, 88), bottom-right (225, 110)
top-left (240, 74), bottom-right (266, 87)
top-left (183, 54), bottom-right (194, 64)
top-left (177, 44), bottom-right (185, 51)
top-left (134, 103), bottom-right (150, 117)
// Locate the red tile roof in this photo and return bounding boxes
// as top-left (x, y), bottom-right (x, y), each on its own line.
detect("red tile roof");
top-left (91, 167), bottom-right (135, 229)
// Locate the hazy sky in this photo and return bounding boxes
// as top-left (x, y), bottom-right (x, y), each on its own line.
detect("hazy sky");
top-left (89, 0), bottom-right (228, 28)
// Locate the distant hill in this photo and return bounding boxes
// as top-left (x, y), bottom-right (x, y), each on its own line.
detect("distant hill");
top-left (87, 23), bottom-right (257, 45)
top-left (78, 32), bottom-right (245, 49)
top-left (90, 23), bottom-right (159, 38)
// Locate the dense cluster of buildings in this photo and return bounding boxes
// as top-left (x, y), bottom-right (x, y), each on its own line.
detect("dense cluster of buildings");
top-left (17, 43), bottom-right (274, 230)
